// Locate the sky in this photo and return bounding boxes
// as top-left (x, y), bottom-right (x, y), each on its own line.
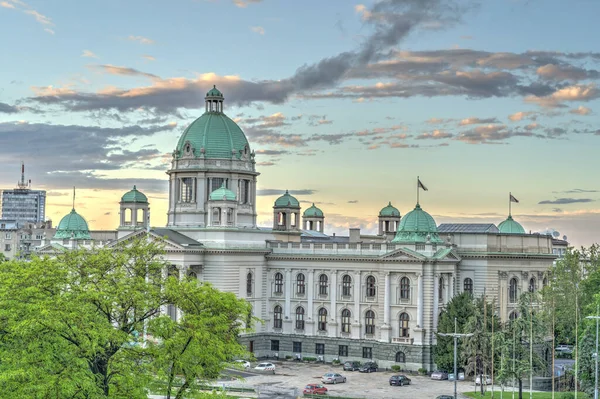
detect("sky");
top-left (1, 0), bottom-right (599, 247)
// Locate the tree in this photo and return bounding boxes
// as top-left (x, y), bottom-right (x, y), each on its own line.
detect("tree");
top-left (435, 292), bottom-right (476, 372)
top-left (0, 238), bottom-right (252, 399)
top-left (0, 253), bottom-right (6, 262)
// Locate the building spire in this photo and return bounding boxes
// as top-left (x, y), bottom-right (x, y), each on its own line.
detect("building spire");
top-left (73, 186), bottom-right (76, 210)
top-left (17, 162), bottom-right (28, 189)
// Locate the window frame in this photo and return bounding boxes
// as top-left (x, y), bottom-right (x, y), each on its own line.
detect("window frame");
top-left (273, 305), bottom-right (283, 329)
top-left (315, 343), bottom-right (325, 355)
top-left (274, 272), bottom-right (284, 294)
top-left (295, 306), bottom-right (305, 330)
top-left (318, 274), bottom-right (328, 296)
top-left (318, 307), bottom-right (328, 331)
top-left (362, 347), bottom-right (372, 359)
top-left (296, 273), bottom-right (306, 295)
top-left (342, 274), bottom-right (352, 297)
top-left (463, 278), bottom-right (473, 294)
top-left (365, 310), bottom-right (375, 335)
top-left (399, 312), bottom-right (410, 337)
top-left (341, 309), bottom-right (351, 333)
top-left (400, 277), bottom-right (410, 300)
top-left (366, 275), bottom-right (376, 298)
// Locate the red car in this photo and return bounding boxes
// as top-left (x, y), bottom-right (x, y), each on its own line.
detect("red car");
top-left (303, 384), bottom-right (328, 395)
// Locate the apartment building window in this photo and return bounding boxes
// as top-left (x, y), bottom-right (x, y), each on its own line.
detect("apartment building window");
top-left (180, 178), bottom-right (194, 203)
top-left (319, 274), bottom-right (328, 295)
top-left (318, 308), bottom-right (327, 331)
top-left (342, 274), bottom-right (352, 296)
top-left (528, 277), bottom-right (536, 293)
top-left (4, 244), bottom-right (11, 252)
top-left (295, 307), bottom-right (305, 330)
top-left (246, 272), bottom-right (253, 296)
top-left (274, 272), bottom-right (283, 294)
top-left (365, 310), bottom-right (375, 335)
top-left (400, 277), bottom-right (410, 300)
top-left (315, 343), bottom-right (325, 355)
top-left (341, 309), bottom-right (351, 333)
top-left (296, 273), bottom-right (306, 295)
top-left (438, 277), bottom-right (444, 302)
top-left (362, 347), bottom-right (372, 359)
top-left (271, 340), bottom-right (279, 351)
top-left (509, 278), bottom-right (518, 303)
top-left (399, 313), bottom-right (410, 337)
top-left (293, 341), bottom-right (302, 353)
top-left (338, 345), bottom-right (348, 357)
top-left (273, 305), bottom-right (282, 329)
top-left (463, 278), bottom-right (473, 294)
top-left (366, 275), bottom-right (376, 298)
top-left (5, 233), bottom-right (11, 239)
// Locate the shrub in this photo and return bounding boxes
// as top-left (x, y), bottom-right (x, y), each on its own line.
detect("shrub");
top-left (418, 368), bottom-right (427, 375)
top-left (391, 365), bottom-right (401, 372)
top-left (560, 393), bottom-right (574, 399)
top-left (303, 357), bottom-right (317, 362)
top-left (332, 359), bottom-right (341, 365)
top-left (285, 355), bottom-right (293, 360)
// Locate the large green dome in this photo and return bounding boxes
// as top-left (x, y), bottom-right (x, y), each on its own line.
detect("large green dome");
top-left (121, 185), bottom-right (148, 203)
top-left (392, 203), bottom-right (442, 243)
top-left (498, 215), bottom-right (526, 234)
top-left (175, 86), bottom-right (249, 160)
top-left (274, 190), bottom-right (300, 208)
top-left (54, 209), bottom-right (91, 240)
top-left (303, 203), bottom-right (324, 217)
top-left (379, 202), bottom-right (400, 217)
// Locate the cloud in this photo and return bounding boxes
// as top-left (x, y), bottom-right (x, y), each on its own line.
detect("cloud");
top-left (81, 50), bottom-right (99, 59)
top-left (455, 124), bottom-right (546, 144)
top-left (426, 117), bottom-right (455, 124)
top-left (553, 188), bottom-right (599, 194)
top-left (508, 111), bottom-right (536, 122)
top-left (142, 55), bottom-right (156, 61)
top-left (2, 0), bottom-right (54, 33)
top-left (307, 114), bottom-right (333, 126)
top-left (536, 64), bottom-right (598, 81)
top-left (348, 200), bottom-right (359, 203)
top-left (256, 189), bottom-right (317, 196)
top-left (88, 64), bottom-right (160, 80)
top-left (127, 35), bottom-right (154, 45)
top-left (458, 117), bottom-right (500, 126)
top-left (233, 0), bottom-right (262, 7)
top-left (250, 26), bottom-right (265, 35)
top-left (538, 198), bottom-right (594, 205)
top-left (415, 129), bottom-right (453, 140)
top-left (256, 161), bottom-right (275, 167)
top-left (1, 1), bottom-right (15, 8)
top-left (24, 9), bottom-right (52, 25)
top-left (255, 149), bottom-right (289, 155)
top-left (552, 208), bottom-right (563, 213)
top-left (525, 84), bottom-right (599, 108)
top-left (0, 102), bottom-right (19, 114)
top-left (569, 105), bottom-right (592, 115)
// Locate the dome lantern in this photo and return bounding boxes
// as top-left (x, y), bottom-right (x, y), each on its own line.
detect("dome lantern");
top-left (379, 201), bottom-right (401, 236)
top-left (273, 190), bottom-right (301, 231)
top-left (302, 203), bottom-right (325, 232)
top-left (205, 85), bottom-right (224, 113)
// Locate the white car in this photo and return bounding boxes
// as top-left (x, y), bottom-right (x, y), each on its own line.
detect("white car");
top-left (321, 372), bottom-right (346, 384)
top-left (235, 360), bottom-right (251, 369)
top-left (254, 362), bottom-right (275, 373)
top-left (475, 375), bottom-right (492, 385)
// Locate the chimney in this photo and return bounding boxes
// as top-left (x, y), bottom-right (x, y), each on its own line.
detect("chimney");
top-left (349, 228), bottom-right (360, 243)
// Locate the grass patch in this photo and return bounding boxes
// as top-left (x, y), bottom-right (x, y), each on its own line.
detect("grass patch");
top-left (464, 391), bottom-right (590, 399)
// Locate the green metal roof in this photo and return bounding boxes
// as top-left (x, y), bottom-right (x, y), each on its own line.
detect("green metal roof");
top-left (206, 85), bottom-right (223, 97)
top-left (379, 201), bottom-right (401, 217)
top-left (392, 203), bottom-right (443, 244)
top-left (209, 183), bottom-right (236, 201)
top-left (175, 110), bottom-right (249, 160)
top-left (498, 215), bottom-right (526, 234)
top-left (53, 209), bottom-right (92, 240)
top-left (274, 190), bottom-right (300, 208)
top-left (121, 185), bottom-right (148, 203)
top-left (303, 203), bottom-right (324, 217)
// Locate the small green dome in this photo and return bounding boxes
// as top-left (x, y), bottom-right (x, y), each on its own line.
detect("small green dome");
top-left (303, 203), bottom-right (324, 217)
top-left (379, 202), bottom-right (401, 217)
top-left (209, 183), bottom-right (236, 201)
top-left (121, 185), bottom-right (148, 203)
top-left (274, 190), bottom-right (300, 208)
top-left (392, 203), bottom-right (443, 243)
top-left (498, 215), bottom-right (526, 234)
top-left (206, 85), bottom-right (223, 97)
top-left (54, 209), bottom-right (91, 240)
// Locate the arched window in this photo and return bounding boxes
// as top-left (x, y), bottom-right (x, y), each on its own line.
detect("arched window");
top-left (509, 310), bottom-right (519, 321)
top-left (509, 277), bottom-right (518, 303)
top-left (341, 309), bottom-right (351, 333)
top-left (366, 275), bottom-right (376, 298)
top-left (319, 274), bottom-right (328, 295)
top-left (273, 305), bottom-right (282, 329)
top-left (318, 308), bottom-right (328, 331)
top-left (438, 277), bottom-right (444, 302)
top-left (295, 306), bottom-right (305, 330)
top-left (528, 277), bottom-right (536, 293)
top-left (212, 207), bottom-right (221, 225)
top-left (187, 270), bottom-right (197, 280)
top-left (542, 276), bottom-right (548, 287)
top-left (400, 277), bottom-right (410, 300)
top-left (274, 272), bottom-right (283, 294)
top-left (365, 310), bottom-right (375, 334)
top-left (246, 272), bottom-right (253, 296)
top-left (463, 278), bottom-right (473, 294)
top-left (342, 274), bottom-right (352, 297)
top-left (399, 312), bottom-right (410, 337)
top-left (395, 351), bottom-right (406, 363)
top-left (296, 273), bottom-right (306, 295)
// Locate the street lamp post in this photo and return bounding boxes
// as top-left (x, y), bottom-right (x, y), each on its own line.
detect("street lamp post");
top-left (438, 317), bottom-right (474, 399)
top-left (586, 305), bottom-right (600, 399)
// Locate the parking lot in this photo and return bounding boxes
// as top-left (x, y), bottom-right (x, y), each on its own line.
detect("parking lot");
top-left (223, 361), bottom-right (482, 398)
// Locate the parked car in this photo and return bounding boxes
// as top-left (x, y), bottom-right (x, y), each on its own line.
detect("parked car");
top-left (389, 374), bottom-right (411, 386)
top-left (556, 344), bottom-right (573, 354)
top-left (253, 362), bottom-right (275, 373)
top-left (322, 372), bottom-right (346, 384)
top-left (303, 384), bottom-right (328, 395)
top-left (435, 396), bottom-right (454, 399)
top-left (235, 360), bottom-right (251, 369)
top-left (431, 370), bottom-right (449, 380)
top-left (343, 361), bottom-right (361, 371)
top-left (358, 362), bottom-right (378, 373)
top-left (475, 375), bottom-right (492, 385)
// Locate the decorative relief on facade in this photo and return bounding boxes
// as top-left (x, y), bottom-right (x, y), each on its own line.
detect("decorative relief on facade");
top-left (521, 271), bottom-right (529, 279)
top-left (498, 271), bottom-right (508, 279)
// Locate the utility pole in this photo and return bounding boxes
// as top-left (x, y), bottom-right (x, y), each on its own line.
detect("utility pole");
top-left (586, 305), bottom-right (600, 399)
top-left (438, 317), bottom-right (474, 399)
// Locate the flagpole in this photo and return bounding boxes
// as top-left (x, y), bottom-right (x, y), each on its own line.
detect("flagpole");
top-left (509, 192), bottom-right (512, 216)
top-left (417, 176), bottom-right (420, 205)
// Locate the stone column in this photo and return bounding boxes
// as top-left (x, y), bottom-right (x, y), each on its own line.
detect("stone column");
top-left (329, 271), bottom-right (338, 337)
top-left (499, 271), bottom-right (508, 322)
top-left (120, 207), bottom-right (125, 226)
top-left (380, 272), bottom-right (391, 342)
top-left (306, 270), bottom-right (315, 336)
top-left (284, 269), bottom-right (293, 333)
top-left (417, 273), bottom-right (423, 328)
top-left (352, 271), bottom-right (361, 339)
top-left (449, 272), bottom-right (454, 300)
top-left (433, 273), bottom-right (439, 330)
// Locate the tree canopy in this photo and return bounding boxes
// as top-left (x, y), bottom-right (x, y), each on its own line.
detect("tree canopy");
top-left (0, 238), bottom-right (253, 399)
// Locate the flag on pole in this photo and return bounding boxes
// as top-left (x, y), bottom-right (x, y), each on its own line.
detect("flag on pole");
top-left (509, 193), bottom-right (519, 203)
top-left (418, 178), bottom-right (428, 191)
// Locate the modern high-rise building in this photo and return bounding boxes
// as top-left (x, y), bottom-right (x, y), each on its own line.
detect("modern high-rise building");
top-left (1, 163), bottom-right (46, 225)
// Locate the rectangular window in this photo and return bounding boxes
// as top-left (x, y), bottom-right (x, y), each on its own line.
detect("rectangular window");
top-left (362, 347), bottom-right (372, 359)
top-left (180, 178), bottom-right (194, 203)
top-left (5, 233), bottom-right (11, 239)
top-left (271, 340), bottom-right (279, 351)
top-left (415, 243), bottom-right (425, 251)
top-left (240, 180), bottom-right (249, 204)
top-left (293, 341), bottom-right (302, 353)
top-left (315, 343), bottom-right (325, 355)
top-left (338, 345), bottom-right (348, 357)
top-left (4, 244), bottom-right (10, 252)
top-left (211, 178), bottom-right (224, 193)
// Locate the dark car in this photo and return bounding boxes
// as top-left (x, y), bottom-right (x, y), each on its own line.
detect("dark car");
top-left (389, 374), bottom-right (411, 386)
top-left (343, 361), bottom-right (361, 371)
top-left (435, 396), bottom-right (454, 399)
top-left (358, 361), bottom-right (378, 373)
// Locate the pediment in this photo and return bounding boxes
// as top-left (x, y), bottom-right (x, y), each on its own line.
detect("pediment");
top-left (107, 230), bottom-right (194, 251)
top-left (380, 247), bottom-right (427, 261)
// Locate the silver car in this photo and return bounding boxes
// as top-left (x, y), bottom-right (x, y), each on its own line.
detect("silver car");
top-left (321, 372), bottom-right (346, 384)
top-left (431, 370), bottom-right (449, 380)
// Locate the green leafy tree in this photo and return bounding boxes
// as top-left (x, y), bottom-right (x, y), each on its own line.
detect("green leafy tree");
top-left (435, 292), bottom-right (476, 372)
top-left (0, 238), bottom-right (252, 399)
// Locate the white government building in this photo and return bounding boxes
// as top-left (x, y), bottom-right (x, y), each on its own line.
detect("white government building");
top-left (37, 86), bottom-right (567, 370)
